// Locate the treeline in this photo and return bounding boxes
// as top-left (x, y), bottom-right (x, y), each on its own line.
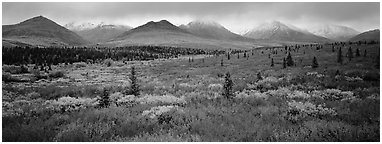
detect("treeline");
top-left (2, 45), bottom-right (225, 66)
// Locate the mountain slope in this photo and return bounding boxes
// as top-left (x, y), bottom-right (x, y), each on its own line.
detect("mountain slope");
top-left (243, 21), bottom-right (331, 43)
top-left (179, 20), bottom-right (250, 41)
top-left (71, 24), bottom-right (132, 43)
top-left (348, 29), bottom-right (380, 42)
top-left (2, 16), bottom-right (88, 46)
top-left (308, 24), bottom-right (360, 41)
top-left (101, 20), bottom-right (272, 49)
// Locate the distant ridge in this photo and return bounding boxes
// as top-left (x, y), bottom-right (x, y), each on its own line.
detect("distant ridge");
top-left (179, 20), bottom-right (252, 41)
top-left (67, 23), bottom-right (132, 43)
top-left (348, 29), bottom-right (380, 42)
top-left (2, 16), bottom-right (88, 46)
top-left (308, 24), bottom-right (360, 41)
top-left (243, 21), bottom-right (332, 43)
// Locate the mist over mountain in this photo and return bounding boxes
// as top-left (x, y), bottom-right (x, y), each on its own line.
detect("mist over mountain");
top-left (307, 24), bottom-right (360, 41)
top-left (179, 20), bottom-right (249, 41)
top-left (68, 23), bottom-right (132, 43)
top-left (2, 16), bottom-right (88, 46)
top-left (65, 22), bottom-right (99, 31)
top-left (243, 21), bottom-right (332, 43)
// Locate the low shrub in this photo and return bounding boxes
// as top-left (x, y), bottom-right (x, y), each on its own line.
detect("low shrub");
top-left (49, 71), bottom-right (65, 79)
top-left (103, 59), bottom-right (114, 67)
top-left (3, 65), bottom-right (29, 74)
top-left (2, 73), bottom-right (24, 82)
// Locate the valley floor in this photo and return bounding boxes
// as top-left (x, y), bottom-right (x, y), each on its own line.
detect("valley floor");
top-left (2, 43), bottom-right (380, 142)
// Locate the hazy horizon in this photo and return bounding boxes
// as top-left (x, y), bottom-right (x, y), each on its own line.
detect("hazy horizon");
top-left (2, 2), bottom-right (380, 33)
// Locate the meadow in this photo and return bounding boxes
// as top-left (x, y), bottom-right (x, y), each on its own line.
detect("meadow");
top-left (2, 42), bottom-right (380, 142)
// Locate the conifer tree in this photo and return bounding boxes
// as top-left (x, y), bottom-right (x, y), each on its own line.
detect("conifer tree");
top-left (355, 48), bottom-right (360, 57)
top-left (257, 72), bottom-right (263, 81)
top-left (222, 72), bottom-right (233, 99)
top-left (98, 88), bottom-right (110, 108)
top-left (221, 59), bottom-right (224, 66)
top-left (347, 47), bottom-right (353, 61)
top-left (271, 58), bottom-right (274, 67)
top-left (286, 52), bottom-right (294, 66)
top-left (312, 56), bottom-right (319, 68)
top-left (337, 47), bottom-right (343, 64)
top-left (283, 58), bottom-right (286, 68)
top-left (364, 49), bottom-right (367, 57)
top-left (130, 66), bottom-right (140, 96)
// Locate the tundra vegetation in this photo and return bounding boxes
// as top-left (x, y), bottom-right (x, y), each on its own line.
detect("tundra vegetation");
top-left (2, 41), bottom-right (380, 142)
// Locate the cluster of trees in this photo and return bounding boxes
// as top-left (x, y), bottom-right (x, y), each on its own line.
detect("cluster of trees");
top-left (266, 41), bottom-right (373, 69)
top-left (3, 46), bottom-right (224, 69)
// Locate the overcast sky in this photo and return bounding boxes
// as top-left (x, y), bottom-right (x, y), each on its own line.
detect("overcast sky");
top-left (2, 2), bottom-right (380, 33)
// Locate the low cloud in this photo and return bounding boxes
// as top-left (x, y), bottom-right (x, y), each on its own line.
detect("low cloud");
top-left (2, 2), bottom-right (379, 33)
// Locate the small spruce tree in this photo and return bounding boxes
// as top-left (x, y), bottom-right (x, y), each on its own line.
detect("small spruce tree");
top-left (257, 72), bottom-right (263, 81)
top-left (130, 66), bottom-right (140, 96)
top-left (98, 88), bottom-right (110, 108)
top-left (355, 48), bottom-right (360, 57)
top-left (347, 47), bottom-right (353, 61)
top-left (312, 56), bottom-right (319, 68)
top-left (337, 47), bottom-right (343, 64)
top-left (286, 52), bottom-right (294, 66)
top-left (222, 72), bottom-right (233, 99)
top-left (283, 58), bottom-right (286, 68)
top-left (221, 59), bottom-right (224, 66)
top-left (271, 58), bottom-right (274, 67)
top-left (364, 49), bottom-right (367, 57)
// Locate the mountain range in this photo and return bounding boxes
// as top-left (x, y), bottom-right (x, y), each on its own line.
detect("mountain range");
top-left (243, 21), bottom-right (332, 43)
top-left (179, 20), bottom-right (251, 41)
top-left (2, 16), bottom-right (380, 49)
top-left (307, 24), bottom-right (360, 41)
top-left (66, 23), bottom-right (132, 43)
top-left (100, 20), bottom-right (264, 49)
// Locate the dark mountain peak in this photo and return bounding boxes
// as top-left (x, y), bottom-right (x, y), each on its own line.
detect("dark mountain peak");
top-left (349, 29), bottom-right (380, 42)
top-left (158, 20), bottom-right (172, 24)
top-left (131, 20), bottom-right (181, 32)
top-left (369, 29), bottom-right (380, 32)
top-left (116, 20), bottom-right (188, 39)
top-left (179, 20), bottom-right (251, 41)
top-left (3, 15), bottom-right (88, 46)
top-left (19, 15), bottom-right (56, 25)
